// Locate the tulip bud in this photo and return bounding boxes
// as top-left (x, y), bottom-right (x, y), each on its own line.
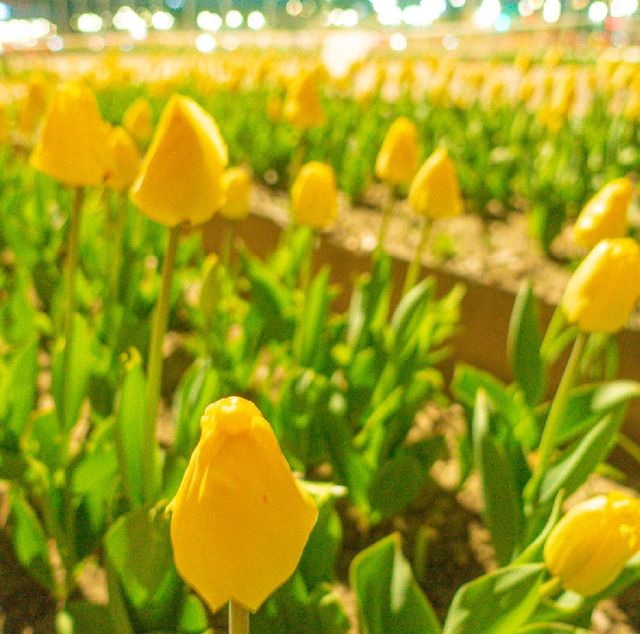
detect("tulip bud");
top-left (574, 178), bottom-right (633, 249)
top-left (122, 97), bottom-right (154, 145)
top-left (169, 397), bottom-right (318, 612)
top-left (105, 126), bottom-right (142, 192)
top-left (290, 161), bottom-right (338, 231)
top-left (561, 238), bottom-right (640, 333)
top-left (30, 82), bottom-right (110, 187)
top-left (544, 493), bottom-right (640, 596)
top-left (220, 167), bottom-right (251, 221)
top-left (408, 147), bottom-right (463, 219)
top-left (375, 117), bottom-right (420, 186)
top-left (130, 95), bottom-right (228, 227)
top-left (283, 70), bottom-right (325, 129)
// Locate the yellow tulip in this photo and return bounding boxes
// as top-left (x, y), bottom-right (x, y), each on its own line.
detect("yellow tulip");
top-left (561, 238), bottom-right (640, 333)
top-left (408, 148), bottom-right (463, 219)
top-left (18, 74), bottom-right (48, 136)
top-left (122, 96), bottom-right (154, 145)
top-left (30, 82), bottom-right (109, 187)
top-left (375, 117), bottom-right (420, 186)
top-left (266, 96), bottom-right (282, 122)
top-left (283, 70), bottom-right (325, 129)
top-left (220, 167), bottom-right (251, 221)
top-left (574, 178), bottom-right (633, 249)
top-left (169, 397), bottom-right (317, 612)
top-left (291, 161), bottom-right (338, 230)
top-left (105, 126), bottom-right (142, 192)
top-left (0, 104), bottom-right (10, 144)
top-left (130, 94), bottom-right (228, 227)
top-left (544, 493), bottom-right (640, 596)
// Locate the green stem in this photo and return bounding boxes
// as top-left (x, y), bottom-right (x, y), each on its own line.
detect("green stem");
top-left (401, 218), bottom-right (431, 296)
top-left (144, 223), bottom-right (181, 502)
top-left (221, 219), bottom-right (237, 272)
top-left (617, 432), bottom-right (640, 466)
top-left (229, 600), bottom-right (249, 634)
top-left (288, 129), bottom-right (308, 185)
top-left (293, 230), bottom-right (317, 359)
top-left (376, 186), bottom-right (396, 255)
top-left (106, 191), bottom-right (128, 344)
top-left (528, 332), bottom-right (587, 503)
top-left (61, 187), bottom-right (85, 427)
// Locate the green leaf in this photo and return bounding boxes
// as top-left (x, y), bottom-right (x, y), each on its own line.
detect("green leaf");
top-left (443, 564), bottom-right (545, 634)
top-left (545, 380), bottom-right (640, 446)
top-left (52, 313), bottom-right (92, 432)
top-left (114, 350), bottom-right (146, 507)
top-left (452, 364), bottom-right (538, 450)
top-left (294, 266), bottom-right (331, 368)
top-left (253, 572), bottom-right (349, 634)
top-left (173, 358), bottom-right (221, 459)
top-left (61, 601), bottom-right (117, 634)
top-left (539, 411), bottom-right (623, 504)
top-left (9, 488), bottom-right (55, 592)
top-left (299, 483), bottom-right (344, 588)
top-left (367, 455), bottom-right (425, 524)
top-left (514, 490), bottom-right (564, 564)
top-left (508, 282), bottom-right (545, 406)
top-left (6, 337), bottom-right (38, 441)
top-left (104, 505), bottom-right (184, 631)
top-left (472, 390), bottom-right (522, 565)
top-left (351, 533), bottom-right (441, 634)
top-left (0, 448), bottom-right (27, 481)
top-left (177, 594), bottom-right (209, 633)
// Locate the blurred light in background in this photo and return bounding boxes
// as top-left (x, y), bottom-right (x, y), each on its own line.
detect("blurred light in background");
top-left (543, 0), bottom-right (562, 22)
top-left (610, 0), bottom-right (639, 17)
top-left (473, 0), bottom-right (501, 27)
top-left (0, 18), bottom-right (53, 46)
top-left (197, 11), bottom-right (222, 31)
top-left (389, 31), bottom-right (407, 50)
top-left (151, 11), bottom-right (175, 30)
top-left (77, 13), bottom-right (103, 33)
top-left (195, 32), bottom-right (216, 51)
top-left (588, 0), bottom-right (608, 21)
top-left (225, 10), bottom-right (243, 28)
top-left (0, 3), bottom-right (10, 21)
top-left (247, 11), bottom-right (266, 29)
top-left (495, 12), bottom-right (511, 30)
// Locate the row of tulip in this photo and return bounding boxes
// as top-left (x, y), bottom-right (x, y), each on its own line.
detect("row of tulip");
top-left (4, 47), bottom-right (640, 254)
top-left (0, 60), bottom-right (638, 634)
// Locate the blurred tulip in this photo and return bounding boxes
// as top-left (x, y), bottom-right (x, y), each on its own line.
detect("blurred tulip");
top-left (375, 117), bottom-right (420, 186)
top-left (30, 82), bottom-right (109, 187)
top-left (561, 238), bottom-right (640, 333)
top-left (409, 148), bottom-right (463, 219)
top-left (130, 94), bottom-right (228, 227)
top-left (122, 96), bottom-right (154, 145)
top-left (220, 167), bottom-right (251, 221)
top-left (266, 96), bottom-right (282, 122)
top-left (18, 74), bottom-right (48, 136)
top-left (283, 69), bottom-right (325, 129)
top-left (544, 493), bottom-right (640, 596)
top-left (290, 161), bottom-right (338, 230)
top-left (105, 126), bottom-right (142, 192)
top-left (169, 397), bottom-right (317, 612)
top-left (574, 178), bottom-right (633, 249)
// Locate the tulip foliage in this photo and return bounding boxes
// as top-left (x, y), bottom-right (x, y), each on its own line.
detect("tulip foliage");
top-left (0, 50), bottom-right (639, 634)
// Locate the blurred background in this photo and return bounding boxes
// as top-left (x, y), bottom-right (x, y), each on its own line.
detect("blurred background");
top-left (1, 0), bottom-right (639, 56)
